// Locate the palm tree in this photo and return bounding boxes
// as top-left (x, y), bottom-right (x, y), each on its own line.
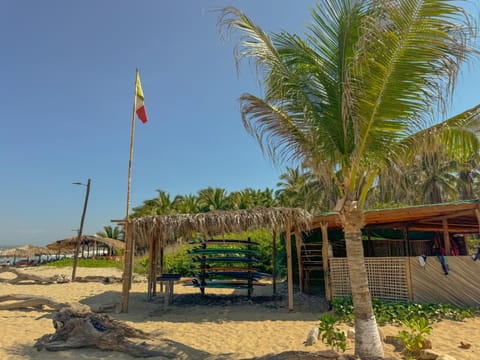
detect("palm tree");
top-left (275, 166), bottom-right (329, 212)
top-left (96, 225), bottom-right (124, 240)
top-left (417, 151), bottom-right (458, 204)
top-left (229, 188), bottom-right (257, 209)
top-left (255, 187), bottom-right (278, 207)
top-left (219, 1), bottom-right (479, 357)
top-left (197, 187), bottom-right (231, 211)
top-left (132, 189), bottom-right (176, 216)
top-left (174, 194), bottom-right (200, 214)
top-left (456, 157), bottom-right (480, 200)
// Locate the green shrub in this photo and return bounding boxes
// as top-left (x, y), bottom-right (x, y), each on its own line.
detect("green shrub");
top-left (398, 318), bottom-right (432, 359)
top-left (318, 313), bottom-right (347, 352)
top-left (331, 297), bottom-right (476, 325)
top-left (163, 245), bottom-right (197, 275)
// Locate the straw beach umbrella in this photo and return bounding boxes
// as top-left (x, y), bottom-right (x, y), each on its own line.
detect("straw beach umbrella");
top-left (0, 244), bottom-right (54, 265)
top-left (47, 235), bottom-right (125, 258)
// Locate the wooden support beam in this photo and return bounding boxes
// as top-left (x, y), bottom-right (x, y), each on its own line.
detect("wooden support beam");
top-left (403, 225), bottom-right (410, 257)
top-left (285, 220), bottom-right (293, 311)
top-left (121, 222), bottom-right (133, 313)
top-left (475, 208), bottom-right (480, 233)
top-left (272, 229), bottom-right (277, 295)
top-left (147, 236), bottom-right (154, 300)
top-left (405, 258), bottom-right (413, 301)
top-left (321, 222), bottom-right (332, 302)
top-left (443, 219), bottom-right (451, 255)
top-left (295, 230), bottom-right (304, 293)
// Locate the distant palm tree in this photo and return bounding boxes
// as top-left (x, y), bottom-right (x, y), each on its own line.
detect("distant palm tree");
top-left (229, 188), bottom-right (256, 209)
top-left (197, 187), bottom-right (231, 211)
top-left (132, 189), bottom-right (176, 216)
top-left (456, 157), bottom-right (480, 200)
top-left (254, 187), bottom-right (278, 207)
top-left (96, 225), bottom-right (124, 241)
top-left (173, 194), bottom-right (200, 214)
top-left (220, 1), bottom-right (479, 357)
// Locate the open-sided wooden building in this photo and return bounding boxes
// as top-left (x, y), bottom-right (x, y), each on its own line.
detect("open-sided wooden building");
top-left (122, 207), bottom-right (312, 312)
top-left (306, 199), bottom-right (480, 307)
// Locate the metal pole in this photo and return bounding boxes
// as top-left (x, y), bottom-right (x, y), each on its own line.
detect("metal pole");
top-left (71, 178), bottom-right (91, 281)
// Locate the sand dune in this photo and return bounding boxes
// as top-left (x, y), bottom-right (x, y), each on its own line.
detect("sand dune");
top-left (0, 266), bottom-right (479, 359)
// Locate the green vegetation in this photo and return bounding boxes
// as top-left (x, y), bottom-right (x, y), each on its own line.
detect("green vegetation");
top-left (318, 313), bottom-right (347, 353)
top-left (398, 318), bottom-right (432, 360)
top-left (132, 229), bottom-right (281, 277)
top-left (332, 297), bottom-right (476, 325)
top-left (43, 258), bottom-right (122, 270)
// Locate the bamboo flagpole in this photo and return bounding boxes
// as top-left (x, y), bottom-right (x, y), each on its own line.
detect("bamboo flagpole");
top-left (121, 69), bottom-right (148, 313)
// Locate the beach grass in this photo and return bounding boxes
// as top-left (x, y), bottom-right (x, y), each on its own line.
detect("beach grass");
top-left (42, 258), bottom-right (123, 269)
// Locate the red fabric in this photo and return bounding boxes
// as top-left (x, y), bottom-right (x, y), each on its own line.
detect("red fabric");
top-left (136, 105), bottom-right (147, 123)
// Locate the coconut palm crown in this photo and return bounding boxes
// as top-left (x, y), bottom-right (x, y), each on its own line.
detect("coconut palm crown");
top-left (219, 0), bottom-right (480, 357)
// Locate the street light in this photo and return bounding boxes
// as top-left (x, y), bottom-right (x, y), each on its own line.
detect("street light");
top-left (71, 178), bottom-right (91, 281)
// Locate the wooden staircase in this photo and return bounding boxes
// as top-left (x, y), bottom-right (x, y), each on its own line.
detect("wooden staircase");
top-left (300, 243), bottom-right (324, 293)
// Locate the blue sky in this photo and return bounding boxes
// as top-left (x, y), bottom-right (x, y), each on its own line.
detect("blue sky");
top-left (1, 1), bottom-right (479, 247)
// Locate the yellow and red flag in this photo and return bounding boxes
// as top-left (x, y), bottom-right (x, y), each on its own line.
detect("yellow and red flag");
top-left (135, 72), bottom-right (148, 123)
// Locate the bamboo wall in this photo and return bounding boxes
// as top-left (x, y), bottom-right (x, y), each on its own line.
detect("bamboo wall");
top-left (410, 256), bottom-right (480, 307)
top-left (329, 256), bottom-right (480, 307)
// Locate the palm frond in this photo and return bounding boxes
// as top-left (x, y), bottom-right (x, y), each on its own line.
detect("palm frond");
top-left (352, 0), bottom-right (477, 165)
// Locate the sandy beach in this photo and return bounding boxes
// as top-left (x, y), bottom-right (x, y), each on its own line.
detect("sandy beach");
top-left (0, 266), bottom-right (479, 359)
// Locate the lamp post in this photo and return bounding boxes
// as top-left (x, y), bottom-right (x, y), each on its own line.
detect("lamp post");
top-left (71, 178), bottom-right (91, 281)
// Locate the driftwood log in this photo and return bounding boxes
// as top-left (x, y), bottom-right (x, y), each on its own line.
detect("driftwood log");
top-left (0, 267), bottom-right (69, 284)
top-left (0, 294), bottom-right (119, 313)
top-left (0, 294), bottom-right (68, 310)
top-left (34, 303), bottom-right (174, 358)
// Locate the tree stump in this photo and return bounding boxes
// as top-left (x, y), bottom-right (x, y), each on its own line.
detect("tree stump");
top-left (34, 303), bottom-right (175, 358)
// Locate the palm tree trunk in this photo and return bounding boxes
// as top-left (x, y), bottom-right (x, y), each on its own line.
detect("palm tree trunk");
top-left (341, 202), bottom-right (384, 358)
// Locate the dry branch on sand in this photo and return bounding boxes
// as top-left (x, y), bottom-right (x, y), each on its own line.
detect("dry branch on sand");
top-left (0, 294), bottom-right (120, 313)
top-left (0, 267), bottom-right (69, 284)
top-left (34, 303), bottom-right (174, 358)
top-left (0, 294), bottom-right (68, 310)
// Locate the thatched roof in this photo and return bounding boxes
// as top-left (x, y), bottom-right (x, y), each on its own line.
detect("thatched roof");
top-left (47, 235), bottom-right (125, 251)
top-left (312, 199), bottom-right (480, 233)
top-left (131, 207), bottom-right (312, 247)
top-left (0, 244), bottom-right (54, 258)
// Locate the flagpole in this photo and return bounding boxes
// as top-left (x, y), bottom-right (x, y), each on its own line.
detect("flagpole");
top-left (121, 68), bottom-right (139, 313)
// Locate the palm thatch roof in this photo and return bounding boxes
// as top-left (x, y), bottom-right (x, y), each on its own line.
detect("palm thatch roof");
top-left (131, 207), bottom-right (312, 248)
top-left (46, 235), bottom-right (125, 251)
top-left (0, 244), bottom-right (54, 258)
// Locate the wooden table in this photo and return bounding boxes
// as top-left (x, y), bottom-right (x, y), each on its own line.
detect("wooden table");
top-left (156, 274), bottom-right (181, 306)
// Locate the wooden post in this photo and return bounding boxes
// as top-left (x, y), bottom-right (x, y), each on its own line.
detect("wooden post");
top-left (121, 69), bottom-right (142, 313)
top-left (475, 209), bottom-right (480, 233)
top-left (147, 236), bottom-right (154, 300)
top-left (71, 178), bottom-right (91, 281)
top-left (321, 222), bottom-right (332, 302)
top-left (285, 220), bottom-right (294, 311)
top-left (403, 225), bottom-right (410, 256)
top-left (405, 257), bottom-right (413, 301)
top-left (295, 230), bottom-right (304, 293)
top-left (272, 229), bottom-right (277, 295)
top-left (159, 244), bottom-right (164, 293)
top-left (442, 219), bottom-right (451, 255)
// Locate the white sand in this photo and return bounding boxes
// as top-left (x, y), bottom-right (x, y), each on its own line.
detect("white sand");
top-left (0, 266), bottom-right (479, 359)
